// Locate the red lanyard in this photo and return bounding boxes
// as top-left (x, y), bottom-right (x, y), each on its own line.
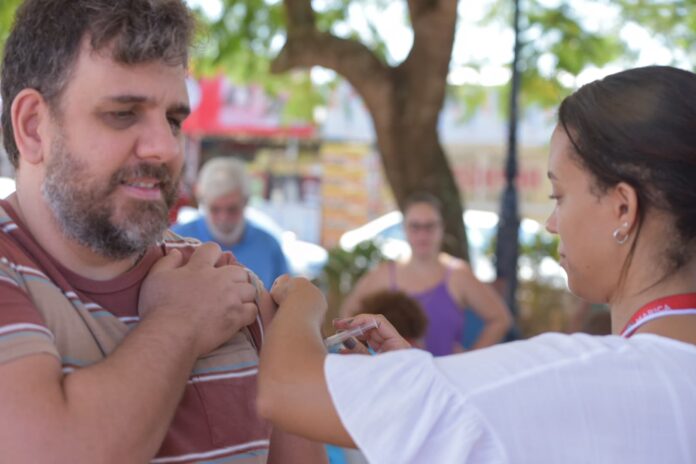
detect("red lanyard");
top-left (621, 293), bottom-right (696, 338)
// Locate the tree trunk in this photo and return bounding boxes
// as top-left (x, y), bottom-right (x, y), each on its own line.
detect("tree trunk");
top-left (374, 75), bottom-right (468, 258)
top-left (273, 0), bottom-right (468, 259)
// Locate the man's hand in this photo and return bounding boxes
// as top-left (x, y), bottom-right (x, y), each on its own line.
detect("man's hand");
top-left (139, 242), bottom-right (259, 356)
top-left (0, 242), bottom-right (261, 462)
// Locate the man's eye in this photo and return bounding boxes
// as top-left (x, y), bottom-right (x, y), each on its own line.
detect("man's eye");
top-left (105, 111), bottom-right (136, 128)
top-left (168, 117), bottom-right (183, 133)
top-left (111, 111), bottom-right (135, 120)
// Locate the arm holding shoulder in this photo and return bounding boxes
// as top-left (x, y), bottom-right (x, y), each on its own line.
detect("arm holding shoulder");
top-left (0, 243), bottom-right (260, 462)
top-left (449, 260), bottom-right (512, 349)
top-left (0, 309), bottom-right (199, 463)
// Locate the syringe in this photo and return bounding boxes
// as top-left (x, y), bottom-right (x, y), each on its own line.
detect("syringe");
top-left (323, 319), bottom-right (380, 352)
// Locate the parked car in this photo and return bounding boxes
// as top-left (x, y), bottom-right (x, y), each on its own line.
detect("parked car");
top-left (339, 209), bottom-right (566, 286)
top-left (176, 206), bottom-right (328, 281)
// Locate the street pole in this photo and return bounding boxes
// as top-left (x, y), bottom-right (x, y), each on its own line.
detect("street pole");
top-left (495, 0), bottom-right (521, 340)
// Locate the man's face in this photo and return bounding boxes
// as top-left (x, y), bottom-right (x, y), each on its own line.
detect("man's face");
top-left (204, 190), bottom-right (247, 237)
top-left (40, 41), bottom-right (189, 259)
top-left (42, 130), bottom-right (178, 259)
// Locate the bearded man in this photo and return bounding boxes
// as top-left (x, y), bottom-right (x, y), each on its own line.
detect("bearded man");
top-left (173, 157), bottom-right (289, 289)
top-left (0, 0), bottom-right (326, 462)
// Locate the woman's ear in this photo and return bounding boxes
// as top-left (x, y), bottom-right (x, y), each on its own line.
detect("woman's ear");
top-left (612, 182), bottom-right (638, 232)
top-left (11, 88), bottom-right (49, 165)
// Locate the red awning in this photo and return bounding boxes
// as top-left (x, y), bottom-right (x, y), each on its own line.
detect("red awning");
top-left (183, 76), bottom-right (315, 139)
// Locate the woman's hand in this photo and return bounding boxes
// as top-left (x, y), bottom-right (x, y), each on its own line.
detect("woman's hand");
top-left (269, 274), bottom-right (294, 306)
top-left (269, 275), bottom-right (328, 324)
top-left (270, 275), bottom-right (323, 305)
top-left (333, 314), bottom-right (412, 354)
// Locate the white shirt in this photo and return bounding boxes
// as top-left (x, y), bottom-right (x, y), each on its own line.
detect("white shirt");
top-left (325, 333), bottom-right (696, 463)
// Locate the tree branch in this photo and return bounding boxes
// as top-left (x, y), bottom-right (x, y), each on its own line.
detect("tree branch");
top-left (272, 0), bottom-right (392, 119)
top-left (282, 0), bottom-right (315, 33)
top-left (404, 0), bottom-right (458, 79)
top-left (273, 32), bottom-right (389, 83)
top-left (394, 0), bottom-right (457, 125)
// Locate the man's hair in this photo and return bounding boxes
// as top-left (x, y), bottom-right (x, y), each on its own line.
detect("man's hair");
top-left (1, 0), bottom-right (195, 167)
top-left (357, 290), bottom-right (428, 340)
top-left (197, 157), bottom-right (251, 204)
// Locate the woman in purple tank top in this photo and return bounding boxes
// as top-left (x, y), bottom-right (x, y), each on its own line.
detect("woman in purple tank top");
top-left (340, 193), bottom-right (512, 356)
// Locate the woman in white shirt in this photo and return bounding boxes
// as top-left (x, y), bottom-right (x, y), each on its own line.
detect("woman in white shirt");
top-left (257, 66), bottom-right (696, 463)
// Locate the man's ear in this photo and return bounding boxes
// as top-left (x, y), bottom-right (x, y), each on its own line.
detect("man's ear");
top-left (11, 88), bottom-right (49, 165)
top-left (611, 182), bottom-right (639, 233)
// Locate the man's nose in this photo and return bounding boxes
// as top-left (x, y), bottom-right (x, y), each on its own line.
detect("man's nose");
top-left (134, 115), bottom-right (182, 163)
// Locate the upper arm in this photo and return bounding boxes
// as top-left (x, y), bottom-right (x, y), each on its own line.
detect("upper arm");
top-left (267, 427), bottom-right (329, 464)
top-left (258, 350), bottom-right (355, 449)
top-left (339, 264), bottom-right (389, 318)
top-left (0, 276), bottom-right (80, 458)
top-left (452, 266), bottom-right (511, 324)
top-left (0, 277), bottom-right (60, 366)
top-left (0, 353), bottom-right (70, 460)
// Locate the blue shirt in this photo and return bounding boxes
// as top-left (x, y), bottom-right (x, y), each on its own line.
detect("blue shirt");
top-left (172, 217), bottom-right (289, 289)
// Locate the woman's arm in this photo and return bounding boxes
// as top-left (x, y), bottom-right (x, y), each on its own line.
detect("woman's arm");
top-left (451, 265), bottom-right (512, 349)
top-left (267, 428), bottom-right (329, 464)
top-left (257, 276), bottom-right (355, 447)
top-left (255, 279), bottom-right (329, 464)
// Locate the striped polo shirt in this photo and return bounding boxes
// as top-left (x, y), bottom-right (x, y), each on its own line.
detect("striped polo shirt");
top-left (0, 200), bottom-right (271, 463)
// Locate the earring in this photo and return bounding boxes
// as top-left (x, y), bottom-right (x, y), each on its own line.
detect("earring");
top-left (612, 222), bottom-right (629, 245)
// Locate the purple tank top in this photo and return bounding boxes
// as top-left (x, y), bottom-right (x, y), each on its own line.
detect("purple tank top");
top-left (389, 262), bottom-right (464, 356)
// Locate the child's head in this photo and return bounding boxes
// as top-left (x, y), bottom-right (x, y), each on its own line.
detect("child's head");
top-left (358, 290), bottom-right (428, 348)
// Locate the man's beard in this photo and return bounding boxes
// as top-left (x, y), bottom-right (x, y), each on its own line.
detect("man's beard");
top-left (205, 214), bottom-right (246, 246)
top-left (41, 137), bottom-right (179, 260)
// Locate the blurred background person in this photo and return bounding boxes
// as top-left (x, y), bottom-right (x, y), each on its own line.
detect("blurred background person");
top-left (340, 192), bottom-right (511, 355)
top-left (173, 157), bottom-right (289, 289)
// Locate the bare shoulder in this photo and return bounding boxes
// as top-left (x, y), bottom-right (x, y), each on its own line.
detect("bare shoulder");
top-left (339, 260), bottom-right (394, 317)
top-left (358, 260), bottom-right (394, 288)
top-left (440, 253), bottom-right (474, 278)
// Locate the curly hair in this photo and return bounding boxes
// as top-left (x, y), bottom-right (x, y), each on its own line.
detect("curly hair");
top-left (358, 290), bottom-right (428, 340)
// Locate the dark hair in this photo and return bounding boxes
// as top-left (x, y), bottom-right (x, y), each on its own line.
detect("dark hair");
top-left (403, 191), bottom-right (443, 217)
top-left (1, 0), bottom-right (195, 167)
top-left (558, 66), bottom-right (696, 272)
top-left (358, 290), bottom-right (428, 340)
